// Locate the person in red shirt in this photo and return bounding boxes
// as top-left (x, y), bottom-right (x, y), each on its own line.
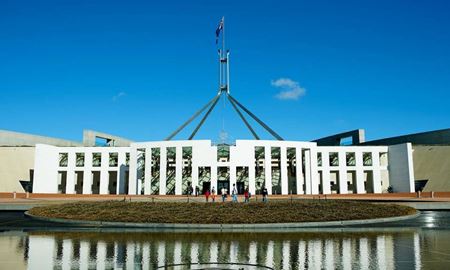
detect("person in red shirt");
top-left (205, 189), bottom-right (210, 202)
top-left (244, 188), bottom-right (250, 203)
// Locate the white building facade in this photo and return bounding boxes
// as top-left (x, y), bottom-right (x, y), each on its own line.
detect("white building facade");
top-left (32, 140), bottom-right (415, 195)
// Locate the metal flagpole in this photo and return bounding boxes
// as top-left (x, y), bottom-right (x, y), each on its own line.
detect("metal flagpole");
top-left (188, 94), bottom-right (221, 140)
top-left (228, 95), bottom-right (284, 141)
top-left (165, 94), bottom-right (220, 140)
top-left (227, 94), bottom-right (259, 139)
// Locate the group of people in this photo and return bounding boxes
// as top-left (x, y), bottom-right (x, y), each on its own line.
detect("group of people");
top-left (203, 184), bottom-right (269, 203)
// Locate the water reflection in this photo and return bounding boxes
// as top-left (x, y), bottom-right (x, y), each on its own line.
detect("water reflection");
top-left (2, 228), bottom-right (450, 269)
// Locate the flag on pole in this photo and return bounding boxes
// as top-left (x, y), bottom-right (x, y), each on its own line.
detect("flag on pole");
top-left (215, 17), bottom-right (224, 44)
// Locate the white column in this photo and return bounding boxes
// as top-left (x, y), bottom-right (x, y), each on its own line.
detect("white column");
top-left (65, 152), bottom-right (76, 194)
top-left (298, 241), bottom-right (306, 270)
top-left (280, 147), bottom-right (289, 195)
top-left (144, 148), bottom-right (152, 195)
top-left (264, 146), bottom-right (272, 194)
top-left (296, 147), bottom-right (304, 194)
top-left (192, 165), bottom-right (199, 190)
top-left (372, 152), bottom-right (382, 193)
top-left (128, 147), bottom-right (138, 195)
top-left (230, 166), bottom-right (237, 191)
top-left (355, 152), bottom-right (365, 194)
top-left (309, 149), bottom-right (319, 194)
top-left (414, 233), bottom-right (421, 270)
top-left (175, 147), bottom-right (183, 195)
top-left (249, 164), bottom-right (256, 195)
top-left (376, 235), bottom-right (386, 270)
top-left (99, 152), bottom-right (109, 194)
top-left (82, 151), bottom-right (92, 194)
top-left (304, 150), bottom-right (312, 194)
top-left (339, 169), bottom-right (348, 194)
top-left (159, 147), bottom-right (167, 195)
top-left (210, 241), bottom-right (219, 265)
top-left (211, 166), bottom-right (217, 193)
top-left (118, 151), bottom-right (126, 194)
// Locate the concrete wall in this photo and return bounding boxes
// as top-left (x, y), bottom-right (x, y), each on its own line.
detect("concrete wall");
top-left (0, 130), bottom-right (81, 147)
top-left (413, 145), bottom-right (450, 192)
top-left (388, 143), bottom-right (415, 192)
top-left (0, 147), bottom-right (35, 192)
top-left (83, 130), bottom-right (133, 147)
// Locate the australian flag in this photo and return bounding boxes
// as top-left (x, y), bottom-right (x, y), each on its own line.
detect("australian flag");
top-left (215, 17), bottom-right (224, 44)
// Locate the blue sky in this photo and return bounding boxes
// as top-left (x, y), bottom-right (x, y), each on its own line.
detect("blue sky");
top-left (1, 0), bottom-right (449, 143)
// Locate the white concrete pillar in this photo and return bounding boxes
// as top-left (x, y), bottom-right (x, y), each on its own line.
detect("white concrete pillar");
top-left (249, 164), bottom-right (256, 195)
top-left (99, 152), bottom-right (109, 194)
top-left (192, 165), bottom-right (199, 190)
top-left (321, 151), bottom-right (330, 195)
top-left (296, 147), bottom-right (304, 194)
top-left (355, 152), bottom-right (365, 194)
top-left (304, 149), bottom-right (312, 194)
top-left (144, 148), bottom-right (152, 195)
top-left (118, 151), bottom-right (126, 194)
top-left (264, 146), bottom-right (272, 194)
top-left (128, 147), bottom-right (138, 195)
top-left (309, 149), bottom-right (319, 195)
top-left (211, 166), bottom-right (217, 193)
top-left (372, 152), bottom-right (382, 193)
top-left (82, 151), bottom-right (92, 194)
top-left (230, 166), bottom-right (237, 192)
top-left (339, 169), bottom-right (348, 194)
top-left (229, 241), bottom-right (238, 263)
top-left (175, 147), bottom-right (183, 195)
top-left (65, 152), bottom-right (76, 194)
top-left (376, 235), bottom-right (386, 270)
top-left (280, 147), bottom-right (289, 195)
top-left (210, 241), bottom-right (219, 265)
top-left (298, 241), bottom-right (306, 270)
top-left (159, 147), bottom-right (167, 195)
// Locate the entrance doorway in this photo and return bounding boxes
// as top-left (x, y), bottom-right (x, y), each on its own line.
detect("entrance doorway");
top-left (202, 182), bottom-right (211, 194)
top-left (236, 182), bottom-right (245, 194)
top-left (218, 181), bottom-right (230, 195)
top-left (217, 167), bottom-right (230, 195)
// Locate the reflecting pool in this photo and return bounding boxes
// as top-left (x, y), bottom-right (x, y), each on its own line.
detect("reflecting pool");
top-left (1, 211), bottom-right (450, 269)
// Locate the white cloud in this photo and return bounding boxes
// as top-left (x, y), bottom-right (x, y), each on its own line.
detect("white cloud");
top-left (112, 91), bottom-right (126, 102)
top-left (271, 78), bottom-right (306, 100)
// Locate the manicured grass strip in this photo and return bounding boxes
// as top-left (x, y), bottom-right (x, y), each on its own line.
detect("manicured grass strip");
top-left (28, 200), bottom-right (416, 224)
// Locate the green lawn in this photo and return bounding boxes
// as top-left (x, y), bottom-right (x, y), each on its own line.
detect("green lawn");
top-left (28, 200), bottom-right (416, 224)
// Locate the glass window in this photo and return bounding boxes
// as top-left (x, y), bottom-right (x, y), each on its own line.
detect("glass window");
top-left (92, 153), bottom-right (101, 167)
top-left (346, 152), bottom-right (356, 166)
top-left (76, 153), bottom-right (85, 167)
top-left (59, 153), bottom-right (68, 167)
top-left (317, 153), bottom-right (322, 166)
top-left (109, 153), bottom-right (118, 167)
top-left (329, 152), bottom-right (339, 166)
top-left (363, 152), bottom-right (373, 166)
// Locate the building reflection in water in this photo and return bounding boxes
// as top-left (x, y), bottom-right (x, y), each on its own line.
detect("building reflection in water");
top-left (1, 230), bottom-right (432, 269)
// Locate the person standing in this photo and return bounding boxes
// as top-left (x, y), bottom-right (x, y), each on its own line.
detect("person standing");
top-left (205, 188), bottom-right (210, 202)
top-left (262, 187), bottom-right (268, 202)
top-left (221, 187), bottom-right (226, 202)
top-left (232, 184), bottom-right (238, 202)
top-left (244, 188), bottom-right (250, 203)
top-left (211, 187), bottom-right (216, 202)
